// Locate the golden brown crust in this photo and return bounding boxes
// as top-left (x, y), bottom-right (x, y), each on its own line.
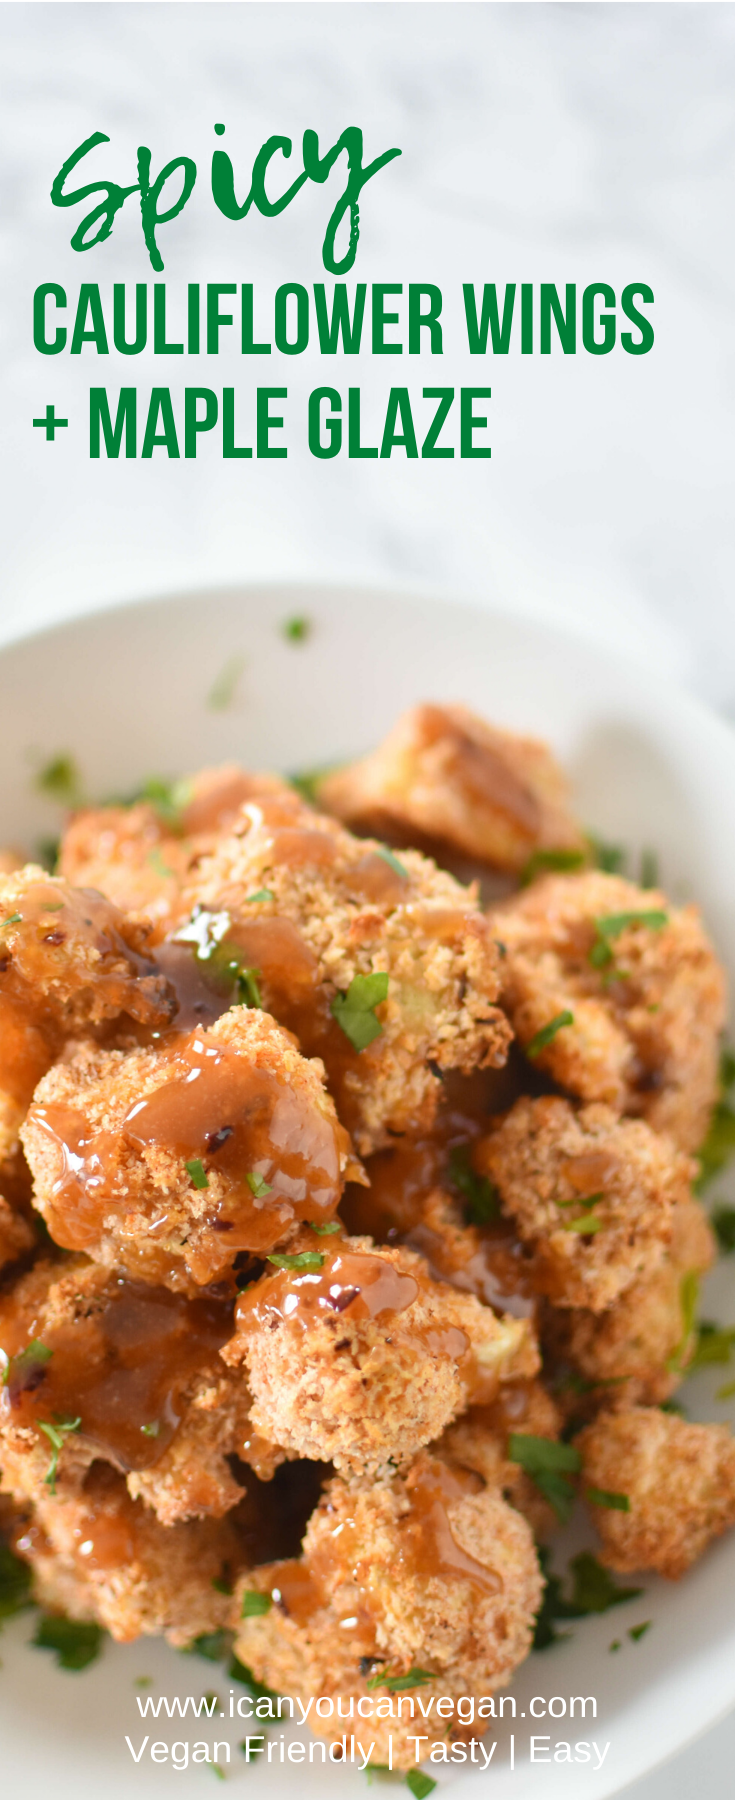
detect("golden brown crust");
top-left (223, 1234), bottom-right (538, 1478)
top-left (478, 1096), bottom-right (694, 1312)
top-left (576, 1405), bottom-right (735, 1578)
top-left (318, 703), bottom-right (585, 874)
top-left (491, 870), bottom-right (726, 1151)
top-left (438, 1378), bottom-right (563, 1539)
top-left (0, 1193), bottom-right (35, 1271)
top-left (180, 788), bottom-right (511, 1155)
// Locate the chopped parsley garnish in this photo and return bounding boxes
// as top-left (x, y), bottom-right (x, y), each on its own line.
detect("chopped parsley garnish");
top-left (36, 837), bottom-right (60, 873)
top-left (186, 1158), bottom-right (209, 1190)
top-left (566, 1552), bottom-right (643, 1615)
top-left (138, 775), bottom-right (193, 825)
top-left (35, 754), bottom-right (84, 807)
top-left (667, 1270), bottom-right (700, 1373)
top-left (375, 845), bottom-right (409, 880)
top-left (288, 763), bottom-right (339, 805)
top-left (520, 848), bottom-right (586, 886)
top-left (696, 1050), bottom-right (735, 1192)
top-left (406, 1774), bottom-right (437, 1799)
top-left (588, 836), bottom-right (626, 875)
top-left (331, 972), bottom-right (389, 1052)
top-left (147, 847), bottom-right (175, 880)
top-left (0, 1541), bottom-right (33, 1620)
top-left (629, 1621), bottom-right (652, 1642)
top-left (266, 1251), bottom-right (325, 1272)
top-left (229, 1655), bottom-right (278, 1701)
top-left (141, 1421), bottom-right (160, 1438)
top-left (686, 1320), bottom-right (735, 1376)
top-left (282, 615), bottom-right (311, 642)
top-left (209, 1762), bottom-right (225, 1781)
top-left (1, 912), bottom-right (21, 927)
top-left (246, 889), bottom-right (274, 904)
top-left (717, 1378), bottom-right (735, 1400)
top-left (366, 1668), bottom-right (434, 1692)
top-left (508, 1434), bottom-right (581, 1524)
top-left (242, 1591), bottom-right (272, 1618)
top-left (563, 1214), bottom-right (603, 1235)
top-left (246, 1171), bottom-right (273, 1199)
top-left (2, 1336), bottom-right (52, 1397)
top-left (589, 910), bottom-right (668, 969)
top-left (587, 1487), bottom-right (630, 1512)
top-left (33, 1613), bottom-right (104, 1670)
top-left (207, 654), bottom-right (245, 712)
top-left (713, 1207), bottom-right (735, 1252)
top-left (309, 1219), bottom-right (341, 1235)
top-left (526, 1011), bottom-right (574, 1061)
top-left (187, 1629), bottom-right (234, 1663)
top-left (211, 1577), bottom-right (233, 1597)
top-left (39, 1416), bottom-right (81, 1495)
top-left (448, 1147), bottom-right (501, 1226)
top-left (609, 1640), bottom-right (621, 1653)
top-left (175, 908), bottom-right (263, 1008)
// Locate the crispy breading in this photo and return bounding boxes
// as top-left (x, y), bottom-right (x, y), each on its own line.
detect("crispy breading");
top-left (0, 1257), bottom-right (279, 1525)
top-left (544, 1197), bottom-right (715, 1406)
top-left (223, 1234), bottom-right (538, 1478)
top-left (439, 1378), bottom-right (564, 1539)
top-left (232, 1452), bottom-right (543, 1768)
top-left (491, 870), bottom-right (726, 1151)
top-left (22, 1008), bottom-right (355, 1289)
top-left (14, 1462), bottom-right (252, 1645)
top-left (58, 767), bottom-right (293, 934)
top-left (317, 703), bottom-right (585, 875)
top-left (576, 1405), bottom-right (735, 1578)
top-left (0, 867), bottom-right (175, 1158)
top-left (178, 787), bottom-right (511, 1156)
top-left (478, 1096), bottom-right (694, 1312)
top-left (0, 1194), bottom-right (34, 1271)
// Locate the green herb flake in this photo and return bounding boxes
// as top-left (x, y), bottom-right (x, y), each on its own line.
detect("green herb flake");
top-left (375, 845), bottom-right (409, 880)
top-left (0, 1541), bottom-right (33, 1621)
top-left (564, 1213), bottom-right (603, 1235)
top-left (567, 1552), bottom-right (643, 1615)
top-left (331, 972), bottom-right (389, 1053)
top-left (628, 1621), bottom-right (652, 1642)
top-left (241, 1591), bottom-right (272, 1618)
top-left (713, 1207), bottom-right (735, 1253)
top-left (531, 1547), bottom-right (581, 1650)
top-left (1, 912), bottom-right (21, 928)
top-left (589, 910), bottom-right (668, 970)
top-left (209, 1763), bottom-right (225, 1782)
top-left (406, 1774), bottom-right (436, 1800)
top-left (526, 1010), bottom-right (574, 1061)
top-left (36, 837), bottom-right (60, 874)
top-left (520, 848), bottom-right (586, 886)
top-left (33, 1613), bottom-right (104, 1670)
top-left (186, 1158), bottom-right (209, 1190)
top-left (141, 1421), bottom-right (160, 1439)
top-left (448, 1148), bottom-right (501, 1226)
top-left (586, 1487), bottom-right (630, 1512)
top-left (282, 616), bottom-right (311, 642)
top-left (588, 836), bottom-right (626, 875)
top-left (309, 1219), bottom-right (341, 1235)
top-left (234, 967), bottom-right (262, 1009)
top-left (229, 1655), bottom-right (278, 1702)
top-left (367, 1667), bottom-right (434, 1693)
top-left (245, 889), bottom-right (274, 904)
top-left (207, 654), bottom-right (245, 713)
top-left (609, 1640), bottom-right (621, 1653)
top-left (147, 847), bottom-right (175, 880)
top-left (139, 775), bottom-right (193, 825)
top-left (686, 1320), bottom-right (735, 1376)
top-left (717, 1379), bottom-right (735, 1401)
top-left (3, 1336), bottom-right (52, 1392)
top-left (696, 1095), bottom-right (735, 1193)
top-left (508, 1434), bottom-right (581, 1524)
top-left (35, 754), bottom-right (83, 807)
top-left (266, 1250), bottom-right (325, 1272)
top-left (211, 1577), bottom-right (233, 1597)
top-left (135, 1675), bottom-right (153, 1687)
top-left (639, 850), bottom-right (659, 890)
top-left (39, 1416), bottom-right (81, 1495)
top-left (667, 1271), bottom-right (700, 1373)
top-left (188, 1629), bottom-right (234, 1663)
top-left (246, 1171), bottom-right (272, 1199)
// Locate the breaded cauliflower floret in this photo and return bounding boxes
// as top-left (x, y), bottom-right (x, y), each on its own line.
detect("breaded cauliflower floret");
top-left (0, 1257), bottom-right (280, 1524)
top-left (477, 1096), bottom-right (693, 1312)
top-left (576, 1405), bottom-right (735, 1578)
top-left (59, 766), bottom-right (291, 935)
top-left (439, 1378), bottom-right (564, 1539)
top-left (544, 1196), bottom-right (715, 1406)
top-left (317, 703), bottom-right (585, 875)
top-left (223, 1234), bottom-right (538, 1478)
top-left (22, 1008), bottom-right (356, 1289)
top-left (15, 1463), bottom-right (250, 1645)
top-left (177, 788), bottom-right (511, 1155)
top-left (491, 870), bottom-right (726, 1151)
top-left (0, 867), bottom-right (175, 1157)
top-left (233, 1452), bottom-right (543, 1768)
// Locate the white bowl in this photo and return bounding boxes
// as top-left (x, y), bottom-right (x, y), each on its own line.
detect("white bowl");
top-left (1, 583), bottom-right (734, 1800)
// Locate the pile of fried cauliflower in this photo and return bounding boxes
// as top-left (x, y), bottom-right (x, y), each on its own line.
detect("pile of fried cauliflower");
top-left (0, 699), bottom-right (733, 1768)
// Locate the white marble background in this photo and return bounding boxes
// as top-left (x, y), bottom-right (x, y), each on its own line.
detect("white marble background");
top-left (1, 3), bottom-right (735, 1794)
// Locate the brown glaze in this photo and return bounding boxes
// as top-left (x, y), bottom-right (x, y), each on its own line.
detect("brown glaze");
top-left (561, 1150), bottom-right (618, 1193)
top-left (404, 1219), bottom-right (535, 1320)
top-left (0, 882), bottom-right (171, 1026)
top-left (0, 1274), bottom-right (233, 1472)
top-left (399, 1456), bottom-right (499, 1595)
top-left (236, 1247), bottom-right (420, 1334)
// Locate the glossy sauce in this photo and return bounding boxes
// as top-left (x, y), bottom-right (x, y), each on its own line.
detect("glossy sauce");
top-left (0, 882), bottom-right (170, 1026)
top-left (0, 1274), bottom-right (233, 1471)
top-left (561, 1150), bottom-right (618, 1193)
top-left (236, 1247), bottom-right (420, 1334)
